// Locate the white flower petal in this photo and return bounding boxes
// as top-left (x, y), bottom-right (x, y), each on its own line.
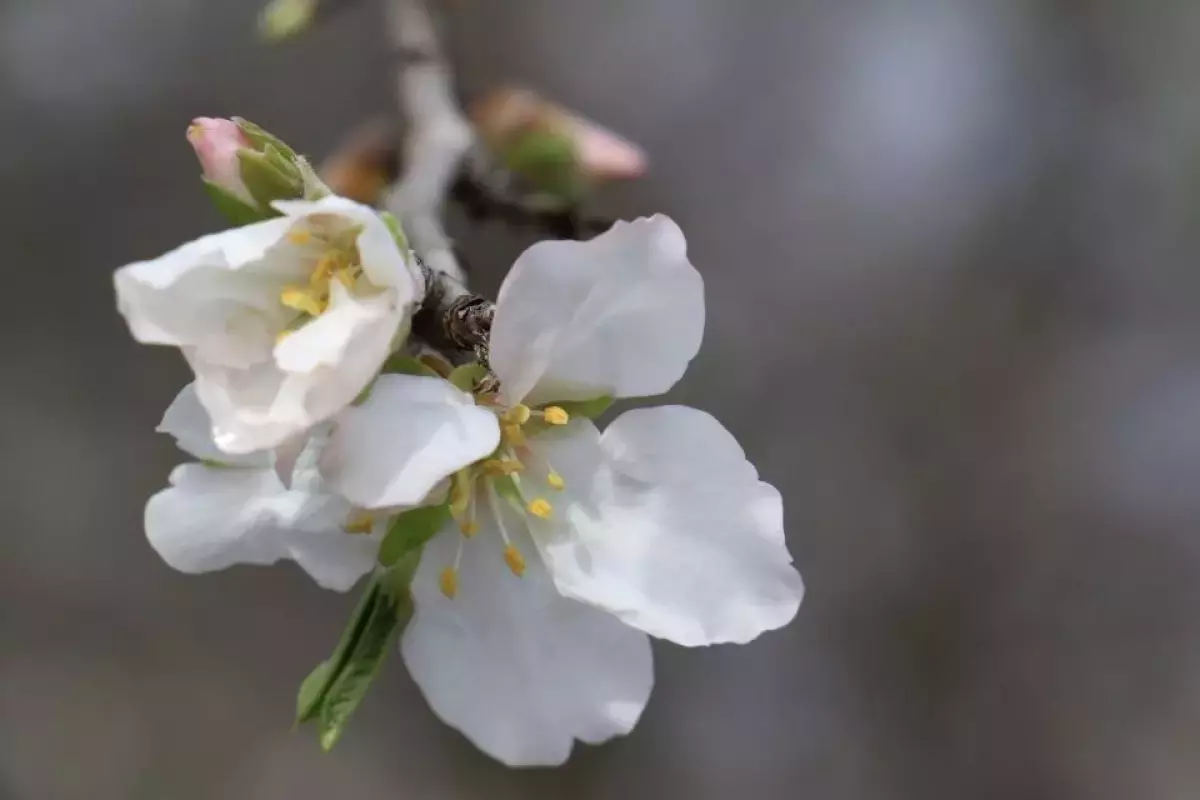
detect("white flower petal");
top-left (114, 217), bottom-right (299, 366)
top-left (145, 461), bottom-right (375, 591)
top-left (402, 511), bottom-right (653, 767)
top-left (489, 215), bottom-right (704, 405)
top-left (320, 375), bottom-right (500, 509)
top-left (187, 287), bottom-right (403, 455)
top-left (157, 384), bottom-right (268, 467)
top-left (144, 464), bottom-right (292, 575)
top-left (533, 406), bottom-right (804, 647)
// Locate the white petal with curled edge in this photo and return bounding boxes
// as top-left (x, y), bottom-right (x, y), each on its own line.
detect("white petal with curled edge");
top-left (533, 405), bottom-right (804, 647)
top-left (157, 383), bottom-right (271, 468)
top-left (319, 375), bottom-right (500, 509)
top-left (114, 216), bottom-right (297, 366)
top-left (144, 464), bottom-right (294, 575)
top-left (488, 215), bottom-right (705, 406)
top-left (402, 510), bottom-right (653, 767)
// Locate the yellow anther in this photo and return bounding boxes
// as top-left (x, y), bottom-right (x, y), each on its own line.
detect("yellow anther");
top-left (527, 498), bottom-right (553, 520)
top-left (504, 404), bottom-right (532, 425)
top-left (503, 424), bottom-right (527, 447)
top-left (483, 458), bottom-right (524, 477)
top-left (503, 544), bottom-right (527, 577)
top-left (543, 406), bottom-right (570, 426)
top-left (280, 286), bottom-right (324, 317)
top-left (287, 229), bottom-right (313, 246)
top-left (547, 471), bottom-right (565, 491)
top-left (460, 519), bottom-right (479, 538)
top-left (342, 512), bottom-right (374, 535)
top-left (439, 567), bottom-right (459, 599)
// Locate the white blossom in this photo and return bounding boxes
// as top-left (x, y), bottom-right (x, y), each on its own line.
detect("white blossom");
top-left (115, 195), bottom-right (420, 455)
top-left (321, 215), bottom-right (804, 765)
top-left (144, 384), bottom-right (382, 592)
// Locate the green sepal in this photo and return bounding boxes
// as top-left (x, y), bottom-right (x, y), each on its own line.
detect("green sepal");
top-left (503, 129), bottom-right (586, 207)
top-left (201, 179), bottom-right (270, 226)
top-left (234, 117), bottom-right (299, 162)
top-left (379, 211), bottom-right (409, 252)
top-left (379, 504), bottom-right (450, 568)
top-left (238, 149), bottom-right (304, 208)
top-left (381, 354), bottom-right (440, 378)
top-left (448, 363), bottom-right (489, 393)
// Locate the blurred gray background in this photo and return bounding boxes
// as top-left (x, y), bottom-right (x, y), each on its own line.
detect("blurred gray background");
top-left (5, 0), bottom-right (1200, 797)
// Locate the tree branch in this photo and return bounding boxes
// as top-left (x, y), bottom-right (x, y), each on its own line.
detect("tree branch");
top-left (382, 0), bottom-right (495, 362)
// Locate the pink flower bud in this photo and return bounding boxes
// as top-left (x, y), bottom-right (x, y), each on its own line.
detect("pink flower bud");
top-left (187, 117), bottom-right (255, 205)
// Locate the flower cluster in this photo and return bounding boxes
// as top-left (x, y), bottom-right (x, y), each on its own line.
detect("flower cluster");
top-left (114, 122), bottom-right (804, 767)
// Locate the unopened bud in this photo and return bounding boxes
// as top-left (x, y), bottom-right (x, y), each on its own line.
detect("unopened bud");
top-left (471, 87), bottom-right (647, 188)
top-left (188, 117), bottom-right (255, 206)
top-left (188, 117), bottom-right (313, 224)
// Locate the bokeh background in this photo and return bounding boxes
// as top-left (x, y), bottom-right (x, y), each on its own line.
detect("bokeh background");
top-left (5, 0), bottom-right (1200, 797)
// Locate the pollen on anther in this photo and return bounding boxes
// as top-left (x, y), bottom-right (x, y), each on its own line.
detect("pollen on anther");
top-left (287, 229), bottom-right (313, 246)
top-left (460, 520), bottom-right (479, 538)
top-left (547, 471), bottom-right (565, 491)
top-left (503, 544), bottom-right (527, 577)
top-left (503, 424), bottom-right (528, 447)
top-left (505, 404), bottom-right (532, 425)
top-left (439, 567), bottom-right (459, 599)
top-left (342, 512), bottom-right (375, 535)
top-left (280, 286), bottom-right (323, 317)
top-left (527, 498), bottom-right (553, 519)
top-left (543, 406), bottom-right (570, 426)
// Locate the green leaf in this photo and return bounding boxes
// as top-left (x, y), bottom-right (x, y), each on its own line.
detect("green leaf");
top-left (378, 504), bottom-right (450, 568)
top-left (201, 180), bottom-right (269, 226)
top-left (381, 354), bottom-right (440, 378)
top-left (295, 661), bottom-right (332, 723)
top-left (448, 362), bottom-right (488, 393)
top-left (552, 395), bottom-right (614, 420)
top-left (317, 584), bottom-right (406, 750)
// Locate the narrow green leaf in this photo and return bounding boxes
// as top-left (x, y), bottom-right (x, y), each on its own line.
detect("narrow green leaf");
top-left (201, 180), bottom-right (269, 226)
top-left (294, 580), bottom-right (382, 728)
top-left (448, 363), bottom-right (489, 393)
top-left (296, 661), bottom-right (332, 724)
top-left (552, 395), bottom-right (614, 420)
top-left (318, 586), bottom-right (405, 750)
top-left (379, 504), bottom-right (450, 567)
top-left (381, 354), bottom-right (440, 378)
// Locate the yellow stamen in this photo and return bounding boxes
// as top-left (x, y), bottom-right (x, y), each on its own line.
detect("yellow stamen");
top-left (460, 519), bottom-right (479, 538)
top-left (503, 424), bottom-right (527, 447)
top-left (483, 458), bottom-right (524, 477)
top-left (504, 404), bottom-right (532, 425)
top-left (342, 511), bottom-right (375, 535)
top-left (547, 471), bottom-right (565, 491)
top-left (439, 567), bottom-right (459, 599)
top-left (542, 406), bottom-right (570, 426)
top-left (275, 329), bottom-right (292, 345)
top-left (280, 286), bottom-right (324, 317)
top-left (527, 498), bottom-right (553, 519)
top-left (287, 229), bottom-right (313, 245)
top-left (503, 544), bottom-right (527, 577)
top-left (449, 470), bottom-right (473, 518)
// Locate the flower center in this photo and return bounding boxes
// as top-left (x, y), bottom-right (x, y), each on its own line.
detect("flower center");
top-left (436, 401), bottom-right (571, 598)
top-left (277, 227), bottom-right (366, 335)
